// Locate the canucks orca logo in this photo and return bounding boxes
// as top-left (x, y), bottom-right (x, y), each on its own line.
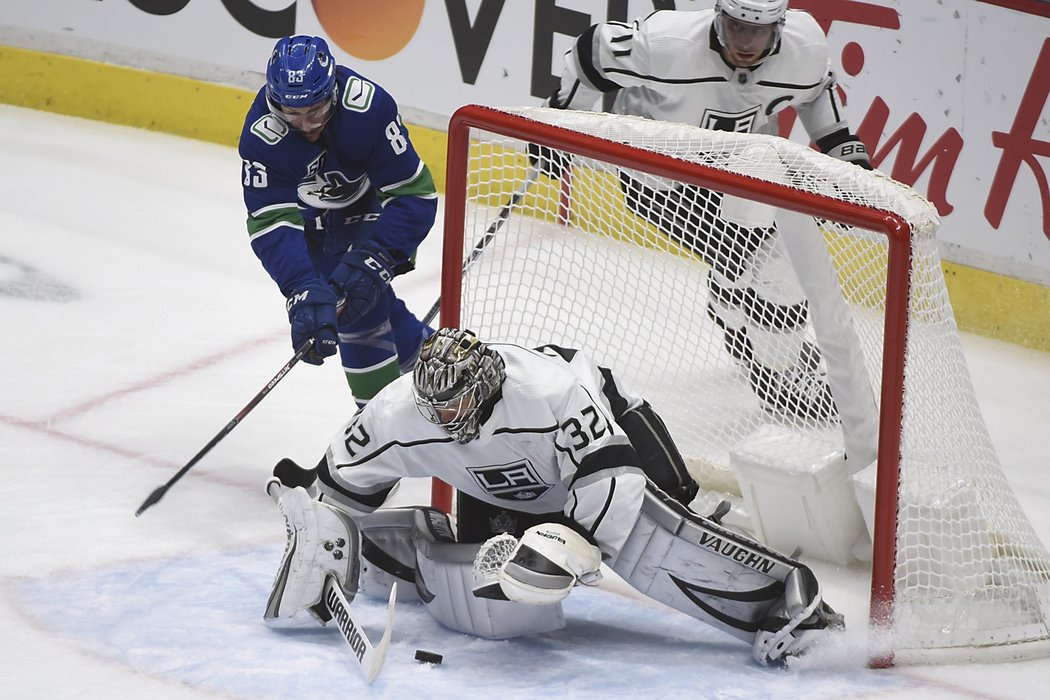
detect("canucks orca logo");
top-left (298, 170), bottom-right (371, 209)
top-left (468, 460), bottom-right (553, 501)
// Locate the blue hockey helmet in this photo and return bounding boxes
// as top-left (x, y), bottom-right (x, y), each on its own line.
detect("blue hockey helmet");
top-left (265, 36), bottom-right (337, 110)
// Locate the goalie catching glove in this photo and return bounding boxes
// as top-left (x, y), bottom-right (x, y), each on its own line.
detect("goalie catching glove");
top-left (486, 523), bottom-right (603, 605)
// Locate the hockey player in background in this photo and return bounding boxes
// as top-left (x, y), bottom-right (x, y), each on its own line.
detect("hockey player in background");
top-left (264, 328), bottom-right (843, 665)
top-left (537, 0), bottom-right (872, 421)
top-left (238, 36), bottom-right (437, 406)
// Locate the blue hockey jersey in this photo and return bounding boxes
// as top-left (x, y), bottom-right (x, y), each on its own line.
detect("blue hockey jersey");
top-left (238, 66), bottom-right (437, 297)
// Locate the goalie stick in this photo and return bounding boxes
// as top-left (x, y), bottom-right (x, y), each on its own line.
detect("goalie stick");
top-left (323, 577), bottom-right (398, 684)
top-left (423, 166), bottom-right (539, 325)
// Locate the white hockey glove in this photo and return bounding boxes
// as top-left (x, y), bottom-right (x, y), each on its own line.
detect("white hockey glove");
top-left (494, 523), bottom-right (602, 605)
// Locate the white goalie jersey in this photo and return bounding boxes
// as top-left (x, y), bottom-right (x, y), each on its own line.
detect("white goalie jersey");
top-left (554, 9), bottom-right (848, 142)
top-left (318, 344), bottom-right (648, 560)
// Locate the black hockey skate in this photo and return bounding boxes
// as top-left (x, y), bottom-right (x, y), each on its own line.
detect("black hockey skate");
top-left (747, 342), bottom-right (839, 422)
top-left (706, 302), bottom-right (754, 366)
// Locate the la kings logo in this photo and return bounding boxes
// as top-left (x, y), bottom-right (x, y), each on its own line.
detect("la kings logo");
top-left (468, 460), bottom-right (553, 501)
top-left (700, 106), bottom-right (761, 133)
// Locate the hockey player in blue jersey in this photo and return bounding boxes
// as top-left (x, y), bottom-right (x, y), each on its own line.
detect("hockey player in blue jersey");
top-left (238, 36), bottom-right (438, 405)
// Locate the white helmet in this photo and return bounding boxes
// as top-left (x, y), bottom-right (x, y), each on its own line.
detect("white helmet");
top-left (714, 0), bottom-right (788, 59)
top-left (715, 0), bottom-right (788, 25)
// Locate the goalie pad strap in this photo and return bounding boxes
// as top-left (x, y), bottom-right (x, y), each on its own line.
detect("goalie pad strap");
top-left (354, 507), bottom-right (427, 602)
top-left (610, 485), bottom-right (806, 643)
top-left (361, 536), bottom-right (415, 583)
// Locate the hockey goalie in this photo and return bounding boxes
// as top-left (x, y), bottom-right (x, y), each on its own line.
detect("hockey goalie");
top-left (264, 328), bottom-right (843, 665)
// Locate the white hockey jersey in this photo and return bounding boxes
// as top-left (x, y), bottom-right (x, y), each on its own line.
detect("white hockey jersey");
top-left (554, 9), bottom-right (847, 142)
top-left (319, 344), bottom-right (648, 559)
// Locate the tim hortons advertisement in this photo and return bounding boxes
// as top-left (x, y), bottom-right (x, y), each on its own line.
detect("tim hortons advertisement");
top-left (1, 0), bottom-right (1048, 283)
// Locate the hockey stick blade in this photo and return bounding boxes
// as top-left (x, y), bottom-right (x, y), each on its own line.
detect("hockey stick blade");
top-left (134, 337), bottom-right (316, 517)
top-left (423, 167), bottom-right (540, 326)
top-left (323, 577), bottom-right (397, 684)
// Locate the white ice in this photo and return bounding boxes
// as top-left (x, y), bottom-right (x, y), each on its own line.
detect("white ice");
top-left (2, 104), bottom-right (1049, 699)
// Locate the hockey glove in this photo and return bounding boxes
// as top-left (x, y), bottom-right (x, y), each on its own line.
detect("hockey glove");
top-left (328, 242), bottom-right (397, 320)
top-left (497, 523), bottom-right (602, 605)
top-left (527, 142), bottom-right (573, 180)
top-left (286, 281), bottom-right (340, 365)
top-left (816, 129), bottom-right (873, 170)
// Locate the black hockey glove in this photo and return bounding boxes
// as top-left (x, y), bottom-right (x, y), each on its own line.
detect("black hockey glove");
top-left (527, 86), bottom-right (574, 179)
top-left (816, 129), bottom-right (872, 170)
top-left (328, 242), bottom-right (398, 319)
top-left (286, 281), bottom-right (339, 365)
top-left (527, 142), bottom-right (573, 180)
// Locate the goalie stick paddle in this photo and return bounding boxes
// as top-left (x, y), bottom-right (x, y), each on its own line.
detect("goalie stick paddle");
top-left (324, 578), bottom-right (398, 684)
top-left (423, 167), bottom-right (540, 325)
top-left (134, 336), bottom-right (317, 517)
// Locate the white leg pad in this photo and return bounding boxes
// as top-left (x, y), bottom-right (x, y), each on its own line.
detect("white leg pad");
top-left (413, 509), bottom-right (565, 639)
top-left (610, 486), bottom-right (829, 646)
top-left (356, 507), bottom-right (424, 602)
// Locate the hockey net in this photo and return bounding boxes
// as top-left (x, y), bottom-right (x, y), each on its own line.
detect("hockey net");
top-left (437, 105), bottom-right (1050, 665)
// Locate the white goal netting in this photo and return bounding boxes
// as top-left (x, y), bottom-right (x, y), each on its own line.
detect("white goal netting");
top-left (440, 105), bottom-right (1050, 664)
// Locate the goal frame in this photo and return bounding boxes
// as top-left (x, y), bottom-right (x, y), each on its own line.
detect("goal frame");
top-left (435, 103), bottom-right (912, 666)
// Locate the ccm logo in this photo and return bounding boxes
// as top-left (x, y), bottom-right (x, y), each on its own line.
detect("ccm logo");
top-left (364, 256), bottom-right (392, 282)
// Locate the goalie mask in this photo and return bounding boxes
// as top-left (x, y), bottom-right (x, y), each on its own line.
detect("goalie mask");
top-left (713, 0), bottom-right (787, 67)
top-left (413, 329), bottom-right (506, 444)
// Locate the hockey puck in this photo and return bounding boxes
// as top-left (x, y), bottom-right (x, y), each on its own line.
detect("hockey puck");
top-left (414, 649), bottom-right (443, 665)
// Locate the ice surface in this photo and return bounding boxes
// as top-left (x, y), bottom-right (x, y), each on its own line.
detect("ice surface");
top-left (2, 105), bottom-right (1049, 699)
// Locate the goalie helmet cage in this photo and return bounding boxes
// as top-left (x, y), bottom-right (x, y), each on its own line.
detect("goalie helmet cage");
top-left (434, 104), bottom-right (1050, 667)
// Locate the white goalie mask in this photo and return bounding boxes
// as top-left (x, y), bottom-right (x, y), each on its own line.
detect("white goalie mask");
top-left (714, 0), bottom-right (788, 64)
top-left (412, 329), bottom-right (507, 444)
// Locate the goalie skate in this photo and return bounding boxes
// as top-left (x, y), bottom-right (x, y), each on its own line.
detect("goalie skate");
top-left (752, 568), bottom-right (845, 665)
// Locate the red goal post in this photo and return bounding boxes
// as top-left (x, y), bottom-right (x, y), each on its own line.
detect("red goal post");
top-left (434, 104), bottom-right (1050, 666)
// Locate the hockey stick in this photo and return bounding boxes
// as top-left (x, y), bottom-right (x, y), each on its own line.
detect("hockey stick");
top-left (323, 578), bottom-right (398, 683)
top-left (134, 336), bottom-right (317, 517)
top-left (422, 166), bottom-right (540, 325)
